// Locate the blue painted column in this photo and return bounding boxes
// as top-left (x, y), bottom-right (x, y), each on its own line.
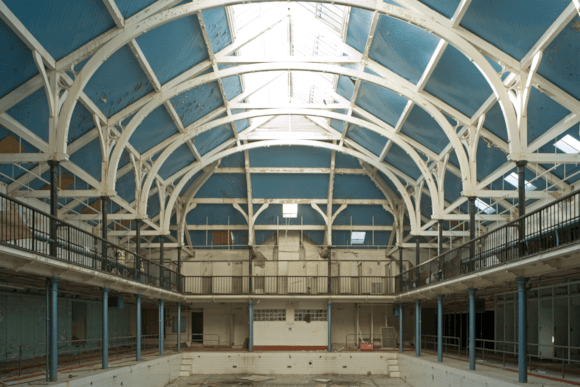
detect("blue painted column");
top-left (415, 299), bottom-right (421, 356)
top-left (48, 277), bottom-right (59, 382)
top-left (399, 303), bottom-right (403, 353)
top-left (136, 294), bottom-right (142, 361)
top-left (437, 294), bottom-right (444, 362)
top-left (177, 302), bottom-right (182, 353)
top-left (327, 302), bottom-right (332, 352)
top-left (517, 277), bottom-right (528, 383)
top-left (102, 287), bottom-right (109, 369)
top-left (159, 299), bottom-right (164, 356)
top-left (468, 288), bottom-right (476, 370)
top-left (249, 301), bottom-right (254, 352)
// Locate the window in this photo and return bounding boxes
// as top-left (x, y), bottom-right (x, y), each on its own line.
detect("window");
top-left (254, 309), bottom-right (286, 321)
top-left (351, 231), bottom-right (366, 244)
top-left (71, 302), bottom-right (87, 343)
top-left (283, 203), bottom-right (298, 218)
top-left (295, 309), bottom-right (328, 322)
top-left (504, 172), bottom-right (536, 191)
top-left (474, 199), bottom-right (495, 214)
top-left (555, 134), bottom-right (580, 154)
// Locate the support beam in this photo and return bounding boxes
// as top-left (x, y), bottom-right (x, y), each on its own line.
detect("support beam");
top-left (399, 303), bottom-right (404, 353)
top-left (48, 161), bottom-right (58, 258)
top-left (177, 302), bottom-right (181, 353)
top-left (518, 161), bottom-right (527, 258)
top-left (249, 301), bottom-right (254, 352)
top-left (327, 302), bottom-right (332, 352)
top-left (48, 277), bottom-right (59, 382)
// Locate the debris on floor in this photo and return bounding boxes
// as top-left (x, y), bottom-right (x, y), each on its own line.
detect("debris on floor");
top-left (236, 376), bottom-right (276, 382)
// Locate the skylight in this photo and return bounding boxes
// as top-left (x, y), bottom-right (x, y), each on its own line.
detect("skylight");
top-left (283, 203), bottom-right (298, 218)
top-left (231, 3), bottom-right (348, 113)
top-left (504, 172), bottom-right (536, 191)
top-left (554, 134), bottom-right (580, 154)
top-left (351, 231), bottom-right (365, 244)
top-left (474, 199), bottom-right (495, 214)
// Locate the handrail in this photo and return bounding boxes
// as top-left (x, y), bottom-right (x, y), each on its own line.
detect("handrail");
top-left (0, 192), bottom-right (183, 291)
top-left (398, 188), bottom-right (580, 292)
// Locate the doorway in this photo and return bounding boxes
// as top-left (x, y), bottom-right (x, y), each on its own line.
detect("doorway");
top-left (192, 311), bottom-right (203, 343)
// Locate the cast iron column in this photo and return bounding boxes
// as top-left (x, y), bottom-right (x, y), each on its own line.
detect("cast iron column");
top-left (468, 197), bottom-right (476, 272)
top-left (136, 219), bottom-right (141, 280)
top-left (517, 277), bottom-right (528, 383)
top-left (327, 301), bottom-right (332, 352)
top-left (101, 196), bottom-right (109, 271)
top-left (177, 246), bottom-right (182, 292)
top-left (437, 294), bottom-right (444, 362)
top-left (468, 288), bottom-right (477, 370)
top-left (248, 247), bottom-right (253, 294)
top-left (102, 287), bottom-right (109, 369)
top-left (249, 301), bottom-right (254, 352)
top-left (415, 299), bottom-right (421, 356)
top-left (517, 161), bottom-right (527, 258)
top-left (136, 294), bottom-right (142, 361)
top-left (438, 220), bottom-right (444, 256)
top-left (159, 237), bottom-right (164, 288)
top-left (415, 236), bottom-right (420, 266)
top-left (399, 303), bottom-right (404, 353)
top-left (48, 277), bottom-right (59, 381)
top-left (159, 299), bottom-right (164, 356)
top-left (398, 247), bottom-right (403, 292)
top-left (177, 302), bottom-right (182, 353)
top-left (327, 247), bottom-right (332, 294)
top-left (48, 161), bottom-right (59, 258)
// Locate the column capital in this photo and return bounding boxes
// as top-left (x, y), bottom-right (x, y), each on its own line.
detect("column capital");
top-left (436, 294), bottom-right (445, 301)
top-left (135, 294), bottom-right (142, 300)
top-left (102, 287), bottom-right (110, 292)
top-left (467, 287), bottom-right (477, 295)
top-left (515, 277), bottom-right (529, 284)
top-left (48, 277), bottom-right (60, 283)
top-left (515, 160), bottom-right (528, 168)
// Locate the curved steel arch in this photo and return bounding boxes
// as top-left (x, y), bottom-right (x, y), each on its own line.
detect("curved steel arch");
top-left (105, 65), bottom-right (469, 202)
top-left (157, 139), bottom-right (420, 235)
top-left (55, 0), bottom-right (520, 175)
top-left (131, 108), bottom-right (441, 220)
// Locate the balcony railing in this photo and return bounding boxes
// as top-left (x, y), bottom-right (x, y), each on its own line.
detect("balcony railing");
top-left (183, 275), bottom-right (394, 295)
top-left (397, 189), bottom-right (580, 292)
top-left (0, 192), bottom-right (182, 292)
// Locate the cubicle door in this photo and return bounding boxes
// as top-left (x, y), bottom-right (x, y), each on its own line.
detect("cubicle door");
top-left (538, 299), bottom-right (554, 359)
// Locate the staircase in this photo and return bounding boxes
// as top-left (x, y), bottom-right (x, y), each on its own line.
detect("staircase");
top-left (388, 358), bottom-right (400, 378)
top-left (180, 357), bottom-right (192, 377)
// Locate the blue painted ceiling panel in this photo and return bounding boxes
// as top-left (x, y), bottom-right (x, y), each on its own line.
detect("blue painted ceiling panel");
top-left (345, 7), bottom-right (374, 53)
top-left (475, 140), bottom-right (507, 182)
top-left (170, 81), bottom-right (224, 127)
top-left (333, 175), bottom-right (385, 200)
top-left (68, 102), bottom-right (96, 144)
top-left (220, 153), bottom-right (245, 168)
top-left (336, 75), bottom-right (355, 101)
top-left (194, 124), bottom-right (233, 156)
top-left (527, 88), bottom-right (570, 146)
top-left (0, 127), bottom-right (40, 154)
top-left (481, 102), bottom-right (509, 143)
top-left (115, 0), bottom-right (159, 19)
top-left (252, 174), bottom-right (329, 199)
top-left (420, 194), bottom-right (433, 218)
top-left (419, 0), bottom-right (460, 18)
top-left (4, 0), bottom-right (115, 61)
top-left (537, 15), bottom-right (580, 101)
top-left (195, 174), bottom-right (247, 198)
top-left (249, 146), bottom-right (331, 168)
top-left (7, 88), bottom-right (49, 142)
top-left (335, 152), bottom-right (362, 169)
top-left (423, 45), bottom-right (492, 117)
top-left (461, 0), bottom-right (571, 60)
top-left (186, 204), bottom-right (247, 225)
top-left (0, 19), bottom-right (38, 99)
top-left (369, 15), bottom-right (440, 84)
top-left (201, 8), bottom-right (233, 53)
top-left (356, 81), bottom-right (408, 127)
top-left (333, 205), bottom-right (393, 225)
top-left (221, 74), bottom-right (244, 101)
top-left (377, 171), bottom-right (402, 198)
top-left (400, 105), bottom-right (449, 154)
top-left (383, 143), bottom-right (422, 180)
top-left (136, 15), bottom-right (208, 85)
top-left (346, 125), bottom-right (387, 157)
top-left (157, 144), bottom-right (195, 180)
top-left (83, 45), bottom-right (155, 117)
top-left (255, 231), bottom-right (277, 246)
top-left (69, 138), bottom-right (102, 181)
top-left (115, 170), bottom-right (136, 204)
top-left (130, 105), bottom-right (180, 154)
top-left (443, 172), bottom-right (463, 205)
top-left (146, 193), bottom-right (161, 220)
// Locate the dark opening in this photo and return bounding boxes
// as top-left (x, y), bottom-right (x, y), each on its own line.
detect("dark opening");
top-left (71, 301), bottom-right (87, 344)
top-left (191, 311), bottom-right (203, 343)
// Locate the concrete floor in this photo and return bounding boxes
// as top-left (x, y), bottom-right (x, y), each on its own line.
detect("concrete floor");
top-left (168, 374), bottom-right (410, 387)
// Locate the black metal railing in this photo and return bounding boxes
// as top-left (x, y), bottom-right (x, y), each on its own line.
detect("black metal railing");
top-left (183, 276), bottom-right (394, 295)
top-left (398, 189), bottom-right (580, 292)
top-left (0, 192), bottom-right (182, 292)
